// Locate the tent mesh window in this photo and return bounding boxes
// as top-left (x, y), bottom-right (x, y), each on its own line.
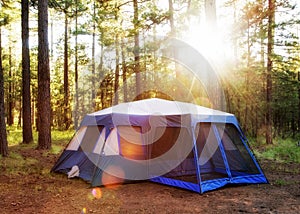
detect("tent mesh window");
top-left (152, 127), bottom-right (198, 184)
top-left (216, 124), bottom-right (260, 176)
top-left (196, 123), bottom-right (229, 181)
top-left (79, 125), bottom-right (104, 153)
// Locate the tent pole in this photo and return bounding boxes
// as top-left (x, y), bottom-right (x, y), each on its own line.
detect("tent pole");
top-left (191, 127), bottom-right (202, 194)
top-left (212, 125), bottom-right (232, 179)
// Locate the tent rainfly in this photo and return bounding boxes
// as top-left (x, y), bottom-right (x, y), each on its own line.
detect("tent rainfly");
top-left (52, 98), bottom-right (268, 193)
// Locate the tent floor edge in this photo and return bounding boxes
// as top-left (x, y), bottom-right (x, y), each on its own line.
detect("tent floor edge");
top-left (150, 176), bottom-right (201, 193)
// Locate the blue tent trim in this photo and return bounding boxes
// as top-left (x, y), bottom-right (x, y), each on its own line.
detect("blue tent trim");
top-left (150, 176), bottom-right (200, 193)
top-left (52, 150), bottom-right (98, 181)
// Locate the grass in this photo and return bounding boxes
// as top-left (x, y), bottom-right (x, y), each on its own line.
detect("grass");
top-left (2, 126), bottom-right (74, 176)
top-left (1, 150), bottom-right (39, 176)
top-left (252, 138), bottom-right (300, 163)
top-left (6, 125), bottom-right (74, 153)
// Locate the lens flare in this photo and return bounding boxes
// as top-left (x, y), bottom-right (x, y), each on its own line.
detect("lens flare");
top-left (101, 165), bottom-right (125, 189)
top-left (81, 207), bottom-right (87, 214)
top-left (91, 187), bottom-right (102, 199)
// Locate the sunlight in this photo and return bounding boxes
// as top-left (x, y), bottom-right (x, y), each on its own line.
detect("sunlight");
top-left (184, 20), bottom-right (235, 76)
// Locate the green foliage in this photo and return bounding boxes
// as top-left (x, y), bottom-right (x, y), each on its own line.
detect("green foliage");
top-left (6, 126), bottom-right (26, 146)
top-left (51, 0), bottom-right (87, 17)
top-left (0, 129), bottom-right (71, 177)
top-left (255, 138), bottom-right (300, 163)
top-left (1, 150), bottom-right (38, 175)
top-left (6, 125), bottom-right (73, 148)
top-left (51, 129), bottom-right (74, 144)
top-left (274, 179), bottom-right (288, 186)
top-left (223, 0), bottom-right (300, 139)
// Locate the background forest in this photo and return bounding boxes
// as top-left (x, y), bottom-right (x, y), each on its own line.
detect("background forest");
top-left (0, 0), bottom-right (300, 155)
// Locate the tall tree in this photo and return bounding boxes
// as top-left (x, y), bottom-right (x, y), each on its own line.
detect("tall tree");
top-left (53, 0), bottom-right (86, 129)
top-left (205, 0), bottom-right (216, 31)
top-left (69, 0), bottom-right (86, 128)
top-left (298, 68), bottom-right (300, 132)
top-left (91, 0), bottom-right (96, 109)
top-left (266, 0), bottom-right (274, 144)
top-left (37, 0), bottom-right (51, 150)
top-left (114, 33), bottom-right (120, 104)
top-left (7, 46), bottom-right (13, 126)
top-left (63, 5), bottom-right (70, 130)
top-left (133, 0), bottom-right (141, 98)
top-left (121, 37), bottom-right (128, 102)
top-left (168, 0), bottom-right (175, 36)
top-left (0, 1), bottom-right (10, 157)
top-left (0, 25), bottom-right (8, 157)
top-left (21, 0), bottom-right (33, 144)
top-left (74, 0), bottom-right (79, 129)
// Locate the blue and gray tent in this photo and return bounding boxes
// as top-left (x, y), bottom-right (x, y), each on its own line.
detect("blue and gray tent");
top-left (52, 98), bottom-right (267, 193)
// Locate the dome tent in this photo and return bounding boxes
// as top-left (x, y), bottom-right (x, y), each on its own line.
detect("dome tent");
top-left (52, 98), bottom-right (267, 193)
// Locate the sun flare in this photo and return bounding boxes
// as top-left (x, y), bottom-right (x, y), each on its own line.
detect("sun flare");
top-left (184, 21), bottom-right (235, 76)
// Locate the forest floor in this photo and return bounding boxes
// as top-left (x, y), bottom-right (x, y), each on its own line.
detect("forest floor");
top-left (0, 143), bottom-right (299, 214)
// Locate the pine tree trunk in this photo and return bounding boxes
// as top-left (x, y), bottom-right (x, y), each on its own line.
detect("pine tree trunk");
top-left (244, 15), bottom-right (251, 134)
top-left (63, 14), bottom-right (70, 130)
top-left (133, 0), bottom-right (141, 98)
top-left (121, 38), bottom-right (128, 103)
top-left (298, 70), bottom-right (300, 132)
top-left (8, 47), bottom-right (13, 126)
top-left (266, 0), bottom-right (274, 144)
top-left (74, 0), bottom-right (79, 129)
top-left (99, 41), bottom-right (104, 108)
top-left (0, 27), bottom-right (9, 157)
top-left (37, 0), bottom-right (51, 150)
top-left (168, 0), bottom-right (175, 35)
top-left (91, 0), bottom-right (96, 110)
top-left (168, 0), bottom-right (179, 84)
top-left (22, 0), bottom-right (33, 144)
top-left (114, 34), bottom-right (120, 104)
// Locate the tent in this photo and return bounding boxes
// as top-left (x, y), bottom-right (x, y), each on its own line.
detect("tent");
top-left (52, 98), bottom-right (267, 193)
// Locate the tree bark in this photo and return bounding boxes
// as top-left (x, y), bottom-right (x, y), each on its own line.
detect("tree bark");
top-left (133, 0), bottom-right (141, 98)
top-left (22, 0), bottom-right (33, 144)
top-left (168, 0), bottom-right (175, 36)
top-left (91, 0), bottom-right (96, 110)
top-left (0, 26), bottom-right (9, 157)
top-left (298, 70), bottom-right (300, 132)
top-left (114, 34), bottom-right (120, 104)
top-left (74, 0), bottom-right (79, 129)
top-left (37, 0), bottom-right (51, 150)
top-left (113, 5), bottom-right (120, 104)
top-left (121, 38), bottom-right (128, 102)
top-left (99, 39), bottom-right (104, 108)
top-left (168, 0), bottom-right (180, 82)
top-left (266, 0), bottom-right (274, 144)
top-left (63, 13), bottom-right (70, 130)
top-left (7, 47), bottom-right (13, 126)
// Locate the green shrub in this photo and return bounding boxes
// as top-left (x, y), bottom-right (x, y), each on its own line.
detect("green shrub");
top-left (255, 138), bottom-right (300, 163)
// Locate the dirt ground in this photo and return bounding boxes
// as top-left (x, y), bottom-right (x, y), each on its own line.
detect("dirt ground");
top-left (0, 146), bottom-right (299, 214)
